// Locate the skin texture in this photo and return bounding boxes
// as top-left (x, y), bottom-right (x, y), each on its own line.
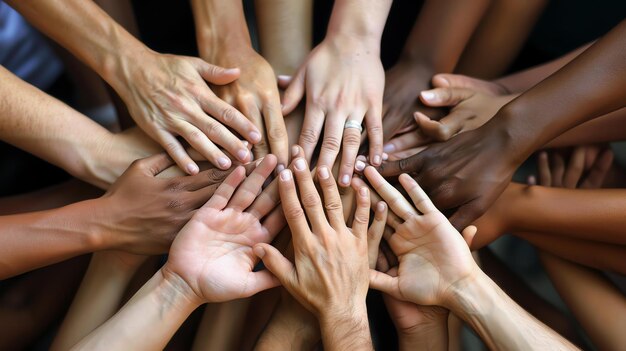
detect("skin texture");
top-left (6, 0), bottom-right (260, 173)
top-left (253, 157), bottom-right (374, 351)
top-left (192, 0), bottom-right (289, 170)
top-left (361, 168), bottom-right (577, 350)
top-left (377, 20), bottom-right (626, 230)
top-left (280, 0), bottom-right (392, 185)
top-left (71, 159), bottom-right (282, 350)
top-left (382, 0), bottom-right (490, 148)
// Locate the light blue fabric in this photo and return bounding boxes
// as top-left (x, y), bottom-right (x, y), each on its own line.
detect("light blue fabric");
top-left (0, 1), bottom-right (62, 89)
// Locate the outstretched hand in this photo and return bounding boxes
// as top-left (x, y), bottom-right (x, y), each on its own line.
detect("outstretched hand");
top-left (162, 155), bottom-right (282, 303)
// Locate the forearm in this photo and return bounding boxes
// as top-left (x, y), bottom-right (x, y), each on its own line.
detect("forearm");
top-left (397, 323), bottom-right (448, 351)
top-left (539, 252), bottom-right (626, 350)
top-left (71, 269), bottom-right (200, 350)
top-left (545, 107), bottom-right (626, 148)
top-left (6, 0), bottom-right (147, 89)
top-left (494, 42), bottom-right (592, 93)
top-left (326, 0), bottom-right (392, 47)
top-left (493, 21), bottom-right (626, 157)
top-left (255, 0), bottom-right (312, 75)
top-left (0, 199), bottom-right (106, 279)
top-left (447, 272), bottom-right (577, 350)
top-left (51, 253), bottom-right (140, 351)
top-left (401, 0), bottom-right (490, 72)
top-left (504, 184), bottom-right (626, 245)
top-left (192, 300), bottom-right (250, 351)
top-left (318, 306), bottom-right (373, 351)
top-left (191, 0), bottom-right (251, 59)
top-left (517, 232), bottom-right (626, 274)
top-left (255, 303), bottom-right (320, 351)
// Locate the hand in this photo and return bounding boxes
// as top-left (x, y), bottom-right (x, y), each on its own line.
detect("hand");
top-left (281, 35), bottom-right (385, 185)
top-left (363, 167), bottom-right (478, 307)
top-left (99, 153), bottom-right (245, 254)
top-left (377, 122), bottom-right (519, 230)
top-left (381, 61), bottom-right (443, 152)
top-left (254, 156), bottom-right (371, 318)
top-left (533, 146), bottom-right (613, 189)
top-left (207, 46), bottom-right (289, 170)
top-left (162, 155), bottom-right (283, 303)
top-left (113, 49), bottom-right (260, 173)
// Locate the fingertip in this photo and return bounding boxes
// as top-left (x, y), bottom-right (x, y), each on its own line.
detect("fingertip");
top-left (279, 168), bottom-right (292, 181)
top-left (253, 245), bottom-right (266, 258)
top-left (186, 162), bottom-right (199, 175)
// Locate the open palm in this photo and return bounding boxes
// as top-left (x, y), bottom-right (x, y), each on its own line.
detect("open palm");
top-left (164, 155), bottom-right (284, 303)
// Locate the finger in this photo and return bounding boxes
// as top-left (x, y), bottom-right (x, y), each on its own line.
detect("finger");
top-left (537, 151), bottom-right (551, 186)
top-left (200, 116), bottom-right (253, 163)
top-left (383, 130), bottom-right (431, 155)
top-left (367, 201), bottom-right (387, 268)
top-left (388, 146), bottom-right (427, 161)
top-left (204, 166), bottom-right (246, 209)
top-left (253, 243), bottom-right (297, 289)
top-left (365, 106), bottom-right (384, 166)
top-left (248, 177), bottom-right (280, 219)
top-left (201, 95), bottom-right (262, 146)
top-left (192, 58), bottom-right (240, 85)
top-left (292, 157), bottom-right (328, 232)
top-left (399, 174), bottom-right (437, 214)
top-left (350, 183), bottom-right (370, 238)
top-left (281, 68), bottom-right (306, 115)
top-left (228, 155), bottom-right (277, 211)
top-left (581, 148), bottom-right (613, 189)
top-left (363, 166), bottom-right (416, 220)
top-left (262, 98), bottom-right (290, 170)
top-left (376, 152), bottom-right (423, 177)
top-left (188, 183), bottom-right (220, 208)
top-left (316, 165), bottom-right (346, 228)
top-left (299, 102), bottom-right (325, 162)
top-left (419, 87), bottom-right (475, 108)
top-left (276, 75), bottom-right (292, 89)
top-left (376, 250), bottom-right (390, 272)
top-left (261, 206), bottom-right (288, 240)
top-left (240, 270), bottom-right (281, 298)
top-left (551, 153), bottom-right (565, 188)
top-left (176, 121), bottom-right (233, 170)
top-left (369, 269), bottom-right (400, 299)
top-left (136, 152), bottom-right (176, 176)
top-left (317, 111), bottom-right (345, 169)
top-left (184, 167), bottom-right (233, 191)
top-left (461, 225), bottom-right (478, 249)
top-left (154, 129), bottom-right (199, 175)
top-left (239, 97), bottom-right (269, 160)
top-left (563, 146), bottom-right (586, 189)
top-left (416, 111), bottom-right (467, 142)
top-left (449, 201), bottom-right (484, 232)
top-left (278, 169), bottom-right (313, 242)
top-left (338, 116), bottom-right (364, 187)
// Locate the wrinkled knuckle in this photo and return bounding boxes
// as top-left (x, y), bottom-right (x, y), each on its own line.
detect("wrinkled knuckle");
top-left (187, 129), bottom-right (205, 143)
top-left (367, 124), bottom-right (383, 138)
top-left (398, 158), bottom-right (412, 172)
top-left (284, 207), bottom-right (305, 220)
top-left (167, 180), bottom-right (183, 192)
top-left (207, 169), bottom-right (228, 183)
top-left (268, 126), bottom-right (288, 141)
top-left (324, 201), bottom-right (342, 212)
top-left (434, 126), bottom-right (451, 141)
top-left (300, 129), bottom-right (319, 145)
top-left (343, 132), bottom-right (361, 147)
top-left (301, 193), bottom-right (321, 208)
top-left (321, 136), bottom-right (341, 152)
top-left (205, 121), bottom-right (223, 139)
top-left (167, 199), bottom-right (185, 209)
top-left (220, 108), bottom-right (239, 124)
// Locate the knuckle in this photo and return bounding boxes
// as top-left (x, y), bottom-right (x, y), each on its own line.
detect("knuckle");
top-left (205, 121), bottom-right (223, 139)
top-left (398, 158), bottom-right (412, 172)
top-left (342, 132), bottom-right (361, 147)
top-left (284, 207), bottom-right (305, 220)
top-left (300, 128), bottom-right (319, 145)
top-left (187, 129), bottom-right (205, 143)
top-left (220, 108), bottom-right (239, 124)
top-left (367, 124), bottom-right (383, 137)
top-left (167, 199), bottom-right (185, 209)
top-left (321, 136), bottom-right (341, 152)
top-left (167, 180), bottom-right (183, 192)
top-left (206, 169), bottom-right (229, 183)
top-left (301, 193), bottom-right (321, 208)
top-left (268, 126), bottom-right (288, 141)
top-left (324, 200), bottom-right (342, 212)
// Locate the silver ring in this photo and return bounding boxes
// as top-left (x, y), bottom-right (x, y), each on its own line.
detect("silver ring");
top-left (344, 120), bottom-right (363, 132)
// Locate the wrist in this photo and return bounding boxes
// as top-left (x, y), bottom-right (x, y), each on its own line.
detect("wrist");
top-left (326, 0), bottom-right (391, 46)
top-left (99, 32), bottom-right (151, 93)
top-left (159, 268), bottom-right (205, 310)
top-left (487, 101), bottom-right (537, 166)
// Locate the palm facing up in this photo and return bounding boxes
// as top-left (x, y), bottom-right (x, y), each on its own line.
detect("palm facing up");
top-left (164, 155), bottom-right (283, 303)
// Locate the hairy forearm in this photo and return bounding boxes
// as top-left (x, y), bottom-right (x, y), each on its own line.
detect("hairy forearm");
top-left (517, 232), bottom-right (626, 274)
top-left (402, 0), bottom-right (490, 71)
top-left (495, 42), bottom-right (592, 94)
top-left (318, 305), bottom-right (373, 351)
top-left (6, 0), bottom-right (146, 88)
top-left (0, 199), bottom-right (106, 279)
top-left (539, 252), bottom-right (626, 350)
top-left (504, 184), bottom-right (626, 245)
top-left (493, 21), bottom-right (626, 159)
top-left (447, 272), bottom-right (577, 350)
top-left (545, 107), bottom-right (626, 147)
top-left (191, 0), bottom-right (251, 58)
top-left (51, 253), bottom-right (140, 351)
top-left (72, 269), bottom-right (200, 350)
top-left (255, 0), bottom-right (312, 74)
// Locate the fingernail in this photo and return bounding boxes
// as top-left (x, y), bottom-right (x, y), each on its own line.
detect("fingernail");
top-left (360, 187), bottom-right (368, 196)
top-left (341, 174), bottom-right (350, 185)
top-left (382, 153), bottom-right (389, 161)
top-left (253, 246), bottom-right (265, 258)
top-left (355, 160), bottom-right (366, 171)
top-left (277, 74), bottom-right (291, 81)
top-left (217, 157), bottom-right (230, 168)
top-left (373, 155), bottom-right (382, 165)
top-left (237, 149), bottom-right (249, 161)
top-left (276, 164), bottom-right (285, 173)
top-left (225, 68), bottom-right (239, 75)
top-left (186, 163), bottom-right (199, 174)
top-left (291, 145), bottom-right (299, 157)
top-left (294, 158), bottom-right (306, 171)
top-left (318, 166), bottom-right (330, 179)
top-left (377, 202), bottom-right (386, 212)
top-left (383, 144), bottom-right (396, 153)
top-left (280, 169), bottom-right (291, 181)
top-left (421, 91), bottom-right (436, 101)
top-left (249, 131), bottom-right (261, 143)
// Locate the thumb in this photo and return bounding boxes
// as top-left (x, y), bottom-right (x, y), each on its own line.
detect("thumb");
top-left (377, 152), bottom-right (423, 177)
top-left (369, 269), bottom-right (400, 298)
top-left (281, 68), bottom-right (306, 114)
top-left (276, 75), bottom-right (292, 89)
top-left (138, 153), bottom-right (176, 176)
top-left (432, 73), bottom-right (481, 89)
top-left (461, 225), bottom-right (477, 249)
top-left (419, 87), bottom-right (474, 107)
top-left (449, 202), bottom-right (484, 232)
top-left (194, 59), bottom-right (240, 85)
top-left (254, 243), bottom-right (296, 287)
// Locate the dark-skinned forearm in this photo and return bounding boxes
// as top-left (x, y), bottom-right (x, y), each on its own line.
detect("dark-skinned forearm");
top-left (545, 107), bottom-right (626, 148)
